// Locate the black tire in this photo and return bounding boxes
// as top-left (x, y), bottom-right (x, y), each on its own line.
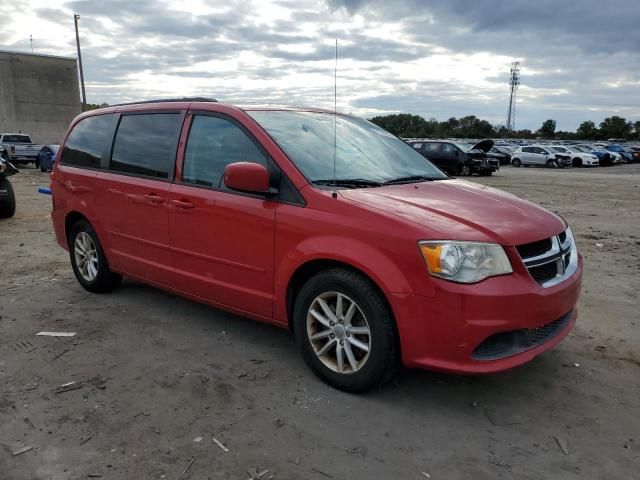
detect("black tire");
top-left (68, 220), bottom-right (121, 293)
top-left (512, 158), bottom-right (521, 167)
top-left (572, 158), bottom-right (582, 168)
top-left (293, 268), bottom-right (398, 393)
top-left (0, 177), bottom-right (16, 218)
top-left (458, 164), bottom-right (471, 176)
top-left (546, 159), bottom-right (555, 168)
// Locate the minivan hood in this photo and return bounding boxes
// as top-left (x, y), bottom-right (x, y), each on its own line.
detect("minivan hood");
top-left (340, 179), bottom-right (565, 246)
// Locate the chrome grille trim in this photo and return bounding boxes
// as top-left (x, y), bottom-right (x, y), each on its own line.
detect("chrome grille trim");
top-left (518, 228), bottom-right (577, 288)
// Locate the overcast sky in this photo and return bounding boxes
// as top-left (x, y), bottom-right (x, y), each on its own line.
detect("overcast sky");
top-left (3, 0), bottom-right (639, 130)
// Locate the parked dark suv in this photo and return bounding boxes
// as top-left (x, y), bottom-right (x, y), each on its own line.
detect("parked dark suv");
top-left (406, 139), bottom-right (499, 176)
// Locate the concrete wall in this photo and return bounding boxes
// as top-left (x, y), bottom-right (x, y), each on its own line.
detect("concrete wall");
top-left (0, 51), bottom-right (81, 144)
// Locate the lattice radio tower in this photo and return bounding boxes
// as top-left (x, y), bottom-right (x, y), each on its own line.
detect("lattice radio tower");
top-left (506, 61), bottom-right (520, 133)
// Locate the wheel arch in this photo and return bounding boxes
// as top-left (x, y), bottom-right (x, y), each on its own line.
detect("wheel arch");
top-left (64, 211), bottom-right (90, 243)
top-left (286, 259), bottom-right (396, 333)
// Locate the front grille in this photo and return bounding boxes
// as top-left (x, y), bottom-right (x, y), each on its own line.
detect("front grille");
top-left (525, 316), bottom-right (566, 343)
top-left (529, 262), bottom-right (558, 283)
top-left (516, 238), bottom-right (552, 258)
top-left (516, 229), bottom-right (577, 288)
top-left (473, 311), bottom-right (572, 360)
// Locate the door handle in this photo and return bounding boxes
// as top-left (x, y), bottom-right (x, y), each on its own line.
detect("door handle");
top-left (171, 199), bottom-right (195, 209)
top-left (144, 193), bottom-right (164, 204)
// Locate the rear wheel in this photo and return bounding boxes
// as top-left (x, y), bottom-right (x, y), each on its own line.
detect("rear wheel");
top-left (512, 158), bottom-right (521, 167)
top-left (293, 268), bottom-right (398, 392)
top-left (0, 177), bottom-right (16, 218)
top-left (69, 220), bottom-right (121, 293)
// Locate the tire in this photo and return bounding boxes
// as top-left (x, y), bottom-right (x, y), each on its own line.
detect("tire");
top-left (34, 158), bottom-right (40, 170)
top-left (546, 159), bottom-right (555, 168)
top-left (68, 220), bottom-right (121, 293)
top-left (0, 177), bottom-right (16, 218)
top-left (458, 164), bottom-right (471, 176)
top-left (293, 268), bottom-right (398, 393)
top-left (572, 158), bottom-right (582, 168)
top-left (512, 158), bottom-right (521, 167)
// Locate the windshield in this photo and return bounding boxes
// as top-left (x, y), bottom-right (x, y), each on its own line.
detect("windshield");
top-left (248, 110), bottom-right (447, 185)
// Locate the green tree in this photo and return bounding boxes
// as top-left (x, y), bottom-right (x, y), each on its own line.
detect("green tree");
top-left (537, 119), bottom-right (557, 138)
top-left (634, 121), bottom-right (640, 139)
top-left (82, 102), bottom-right (109, 112)
top-left (599, 116), bottom-right (632, 139)
top-left (576, 121), bottom-right (598, 139)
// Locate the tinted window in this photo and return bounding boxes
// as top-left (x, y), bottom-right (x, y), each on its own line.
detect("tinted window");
top-left (441, 143), bottom-right (457, 154)
top-left (523, 147), bottom-right (534, 153)
top-left (61, 114), bottom-right (115, 168)
top-left (110, 113), bottom-right (182, 178)
top-left (2, 134), bottom-right (32, 143)
top-left (182, 115), bottom-right (267, 188)
top-left (424, 143), bottom-right (440, 152)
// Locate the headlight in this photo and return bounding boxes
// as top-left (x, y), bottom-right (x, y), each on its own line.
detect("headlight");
top-left (419, 241), bottom-right (513, 283)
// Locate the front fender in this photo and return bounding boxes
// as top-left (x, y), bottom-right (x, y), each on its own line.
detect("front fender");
top-left (273, 234), bottom-right (416, 324)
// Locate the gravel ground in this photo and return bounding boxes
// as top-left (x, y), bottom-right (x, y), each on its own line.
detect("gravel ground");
top-left (1, 164), bottom-right (639, 479)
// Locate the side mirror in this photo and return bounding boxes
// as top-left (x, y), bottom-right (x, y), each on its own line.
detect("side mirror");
top-left (223, 162), bottom-right (274, 196)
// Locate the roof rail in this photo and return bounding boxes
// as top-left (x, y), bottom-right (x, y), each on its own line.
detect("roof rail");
top-left (113, 97), bottom-right (218, 107)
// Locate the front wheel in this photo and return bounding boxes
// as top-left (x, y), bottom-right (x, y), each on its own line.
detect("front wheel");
top-left (458, 164), bottom-right (471, 176)
top-left (69, 220), bottom-right (122, 293)
top-left (546, 159), bottom-right (555, 168)
top-left (294, 268), bottom-right (398, 393)
top-left (0, 177), bottom-right (16, 218)
top-left (572, 158), bottom-right (582, 168)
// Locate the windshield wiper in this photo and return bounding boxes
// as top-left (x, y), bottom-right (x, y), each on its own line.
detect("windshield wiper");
top-left (312, 178), bottom-right (383, 188)
top-left (383, 175), bottom-right (444, 185)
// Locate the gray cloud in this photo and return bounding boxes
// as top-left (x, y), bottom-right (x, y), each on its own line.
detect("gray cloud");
top-left (4, 0), bottom-right (637, 130)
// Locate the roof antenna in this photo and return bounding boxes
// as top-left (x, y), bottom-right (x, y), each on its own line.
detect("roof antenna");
top-left (332, 38), bottom-right (338, 199)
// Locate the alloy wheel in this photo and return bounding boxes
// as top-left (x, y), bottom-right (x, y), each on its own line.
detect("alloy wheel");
top-left (306, 291), bottom-right (371, 374)
top-left (74, 232), bottom-right (99, 282)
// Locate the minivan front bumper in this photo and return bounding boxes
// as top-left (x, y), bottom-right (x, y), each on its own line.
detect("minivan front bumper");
top-left (392, 253), bottom-right (583, 374)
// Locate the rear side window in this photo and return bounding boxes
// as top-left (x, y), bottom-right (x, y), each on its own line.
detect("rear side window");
top-left (411, 143), bottom-right (422, 149)
top-left (110, 113), bottom-right (182, 179)
top-left (182, 115), bottom-right (267, 188)
top-left (523, 147), bottom-right (534, 153)
top-left (424, 143), bottom-right (440, 152)
top-left (62, 114), bottom-right (115, 168)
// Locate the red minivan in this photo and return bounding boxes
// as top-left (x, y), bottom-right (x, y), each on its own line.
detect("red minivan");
top-left (51, 99), bottom-right (582, 392)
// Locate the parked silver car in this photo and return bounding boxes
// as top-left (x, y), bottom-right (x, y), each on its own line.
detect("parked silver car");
top-left (511, 145), bottom-right (570, 168)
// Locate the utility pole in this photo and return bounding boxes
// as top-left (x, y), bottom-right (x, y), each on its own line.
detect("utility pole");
top-left (74, 14), bottom-right (87, 108)
top-left (30, 35), bottom-right (33, 53)
top-left (506, 60), bottom-right (520, 133)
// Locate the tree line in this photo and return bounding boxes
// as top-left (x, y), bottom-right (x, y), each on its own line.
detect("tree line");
top-left (369, 114), bottom-right (640, 140)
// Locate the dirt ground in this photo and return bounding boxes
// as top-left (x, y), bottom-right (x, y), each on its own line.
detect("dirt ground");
top-left (1, 164), bottom-right (639, 480)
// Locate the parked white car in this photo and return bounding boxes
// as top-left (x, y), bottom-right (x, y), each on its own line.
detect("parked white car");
top-left (550, 146), bottom-right (599, 167)
top-left (510, 145), bottom-right (570, 168)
